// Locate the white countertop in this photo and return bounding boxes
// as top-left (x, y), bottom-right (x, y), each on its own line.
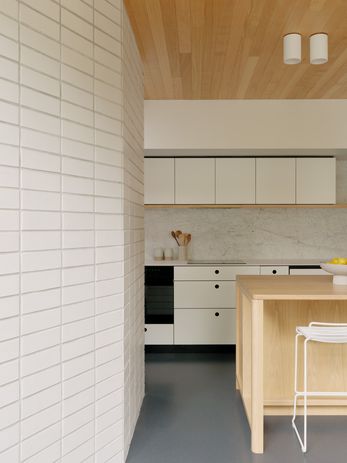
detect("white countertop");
top-left (145, 259), bottom-right (326, 267)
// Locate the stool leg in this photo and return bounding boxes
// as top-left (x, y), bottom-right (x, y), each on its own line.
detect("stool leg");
top-left (303, 338), bottom-right (309, 453)
top-left (292, 334), bottom-right (308, 453)
top-left (292, 334), bottom-right (300, 425)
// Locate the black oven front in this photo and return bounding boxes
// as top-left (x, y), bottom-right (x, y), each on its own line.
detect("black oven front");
top-left (145, 266), bottom-right (174, 324)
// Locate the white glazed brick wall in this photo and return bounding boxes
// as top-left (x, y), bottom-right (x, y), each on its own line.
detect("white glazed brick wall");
top-left (0, 1), bottom-right (144, 462)
top-left (122, 11), bottom-right (144, 454)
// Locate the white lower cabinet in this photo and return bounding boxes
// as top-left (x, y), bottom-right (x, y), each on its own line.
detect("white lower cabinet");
top-left (145, 324), bottom-right (174, 345)
top-left (260, 266), bottom-right (289, 275)
top-left (174, 265), bottom-right (260, 281)
top-left (174, 309), bottom-right (236, 344)
top-left (173, 265), bottom-right (260, 345)
top-left (289, 268), bottom-right (327, 275)
top-left (174, 280), bottom-right (236, 309)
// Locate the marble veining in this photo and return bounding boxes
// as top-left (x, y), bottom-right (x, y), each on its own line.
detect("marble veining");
top-left (145, 207), bottom-right (347, 261)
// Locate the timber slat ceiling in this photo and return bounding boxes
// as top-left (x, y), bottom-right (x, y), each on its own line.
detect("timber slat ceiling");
top-left (125, 0), bottom-right (347, 99)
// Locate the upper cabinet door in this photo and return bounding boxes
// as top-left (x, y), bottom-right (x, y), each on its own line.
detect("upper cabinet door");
top-left (256, 158), bottom-right (296, 204)
top-left (144, 158), bottom-right (175, 204)
top-left (296, 158), bottom-right (336, 204)
top-left (175, 158), bottom-right (215, 204)
top-left (216, 158), bottom-right (255, 204)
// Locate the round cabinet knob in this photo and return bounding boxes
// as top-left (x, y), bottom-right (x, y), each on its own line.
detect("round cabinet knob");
top-left (215, 269), bottom-right (219, 275)
top-left (215, 312), bottom-right (220, 317)
top-left (272, 269), bottom-right (277, 275)
top-left (215, 284), bottom-right (219, 289)
top-left (144, 328), bottom-right (147, 332)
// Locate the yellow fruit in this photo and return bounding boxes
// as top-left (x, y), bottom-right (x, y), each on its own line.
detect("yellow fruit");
top-left (329, 257), bottom-right (347, 265)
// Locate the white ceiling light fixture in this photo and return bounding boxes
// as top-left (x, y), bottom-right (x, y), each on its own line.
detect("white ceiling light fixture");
top-left (283, 33), bottom-right (302, 64)
top-left (310, 33), bottom-right (328, 64)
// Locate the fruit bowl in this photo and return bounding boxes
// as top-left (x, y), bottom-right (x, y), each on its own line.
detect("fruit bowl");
top-left (320, 263), bottom-right (347, 285)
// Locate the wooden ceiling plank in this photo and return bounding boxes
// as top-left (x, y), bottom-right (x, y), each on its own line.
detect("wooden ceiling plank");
top-left (190, 0), bottom-right (206, 98)
top-left (175, 0), bottom-right (192, 54)
top-left (160, 0), bottom-right (181, 80)
top-left (145, 0), bottom-right (175, 97)
top-left (209, 0), bottom-right (235, 98)
top-left (236, 56), bottom-right (259, 98)
top-left (306, 49), bottom-right (347, 98)
top-left (218, 0), bottom-right (252, 98)
top-left (179, 52), bottom-right (193, 98)
top-left (201, 0), bottom-right (215, 98)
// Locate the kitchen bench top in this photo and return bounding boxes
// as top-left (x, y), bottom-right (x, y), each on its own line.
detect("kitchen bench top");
top-left (145, 259), bottom-right (326, 266)
top-left (236, 274), bottom-right (347, 300)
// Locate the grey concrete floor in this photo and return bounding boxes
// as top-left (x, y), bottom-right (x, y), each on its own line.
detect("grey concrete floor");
top-left (126, 352), bottom-right (347, 463)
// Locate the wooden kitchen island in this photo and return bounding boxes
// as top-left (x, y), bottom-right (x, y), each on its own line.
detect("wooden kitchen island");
top-left (236, 275), bottom-right (347, 454)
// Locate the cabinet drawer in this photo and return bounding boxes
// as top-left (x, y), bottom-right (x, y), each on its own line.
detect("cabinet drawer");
top-left (145, 324), bottom-right (174, 345)
top-left (174, 309), bottom-right (235, 344)
top-left (260, 266), bottom-right (289, 275)
top-left (174, 281), bottom-right (235, 308)
top-left (289, 268), bottom-right (327, 275)
top-left (174, 266), bottom-right (260, 281)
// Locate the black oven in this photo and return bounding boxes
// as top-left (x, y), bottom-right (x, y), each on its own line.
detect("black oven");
top-left (145, 266), bottom-right (174, 324)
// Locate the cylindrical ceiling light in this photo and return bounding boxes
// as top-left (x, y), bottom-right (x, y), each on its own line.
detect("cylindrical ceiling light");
top-left (310, 33), bottom-right (328, 64)
top-left (283, 33), bottom-right (301, 64)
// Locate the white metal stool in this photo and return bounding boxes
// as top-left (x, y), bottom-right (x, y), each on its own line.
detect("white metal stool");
top-left (292, 322), bottom-right (347, 452)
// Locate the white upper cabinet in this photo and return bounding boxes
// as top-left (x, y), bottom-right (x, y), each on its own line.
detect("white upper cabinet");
top-left (144, 158), bottom-right (175, 204)
top-left (256, 158), bottom-right (296, 204)
top-left (296, 158), bottom-right (336, 204)
top-left (175, 158), bottom-right (215, 204)
top-left (216, 158), bottom-right (255, 204)
top-left (144, 156), bottom-right (337, 205)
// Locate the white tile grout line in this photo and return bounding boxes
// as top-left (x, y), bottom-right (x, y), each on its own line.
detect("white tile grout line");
top-left (18, 1), bottom-right (22, 459)
top-left (93, 0), bottom-right (97, 459)
top-left (58, 0), bottom-right (63, 460)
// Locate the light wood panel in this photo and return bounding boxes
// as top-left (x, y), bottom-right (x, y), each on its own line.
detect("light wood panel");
top-left (125, 0), bottom-right (347, 99)
top-left (263, 300), bottom-right (347, 405)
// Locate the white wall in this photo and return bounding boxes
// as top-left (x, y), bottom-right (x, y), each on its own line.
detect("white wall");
top-left (0, 1), bottom-right (144, 462)
top-left (145, 100), bottom-right (347, 149)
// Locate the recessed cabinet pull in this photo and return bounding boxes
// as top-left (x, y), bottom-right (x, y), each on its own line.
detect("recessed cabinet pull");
top-left (215, 269), bottom-right (219, 275)
top-left (272, 269), bottom-right (277, 275)
top-left (144, 328), bottom-right (147, 332)
top-left (215, 284), bottom-right (219, 289)
top-left (215, 312), bottom-right (220, 317)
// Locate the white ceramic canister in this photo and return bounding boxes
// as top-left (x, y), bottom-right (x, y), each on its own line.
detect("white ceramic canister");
top-left (153, 247), bottom-right (164, 261)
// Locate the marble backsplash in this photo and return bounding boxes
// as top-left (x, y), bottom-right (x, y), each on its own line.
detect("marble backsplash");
top-left (145, 207), bottom-right (347, 262)
top-left (145, 160), bottom-right (347, 261)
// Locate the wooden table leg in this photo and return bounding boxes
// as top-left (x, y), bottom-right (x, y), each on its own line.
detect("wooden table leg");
top-left (236, 284), bottom-right (240, 389)
top-left (251, 300), bottom-right (264, 453)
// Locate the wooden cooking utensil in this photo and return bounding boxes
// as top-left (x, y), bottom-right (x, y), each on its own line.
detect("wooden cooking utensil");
top-left (171, 230), bottom-right (180, 246)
